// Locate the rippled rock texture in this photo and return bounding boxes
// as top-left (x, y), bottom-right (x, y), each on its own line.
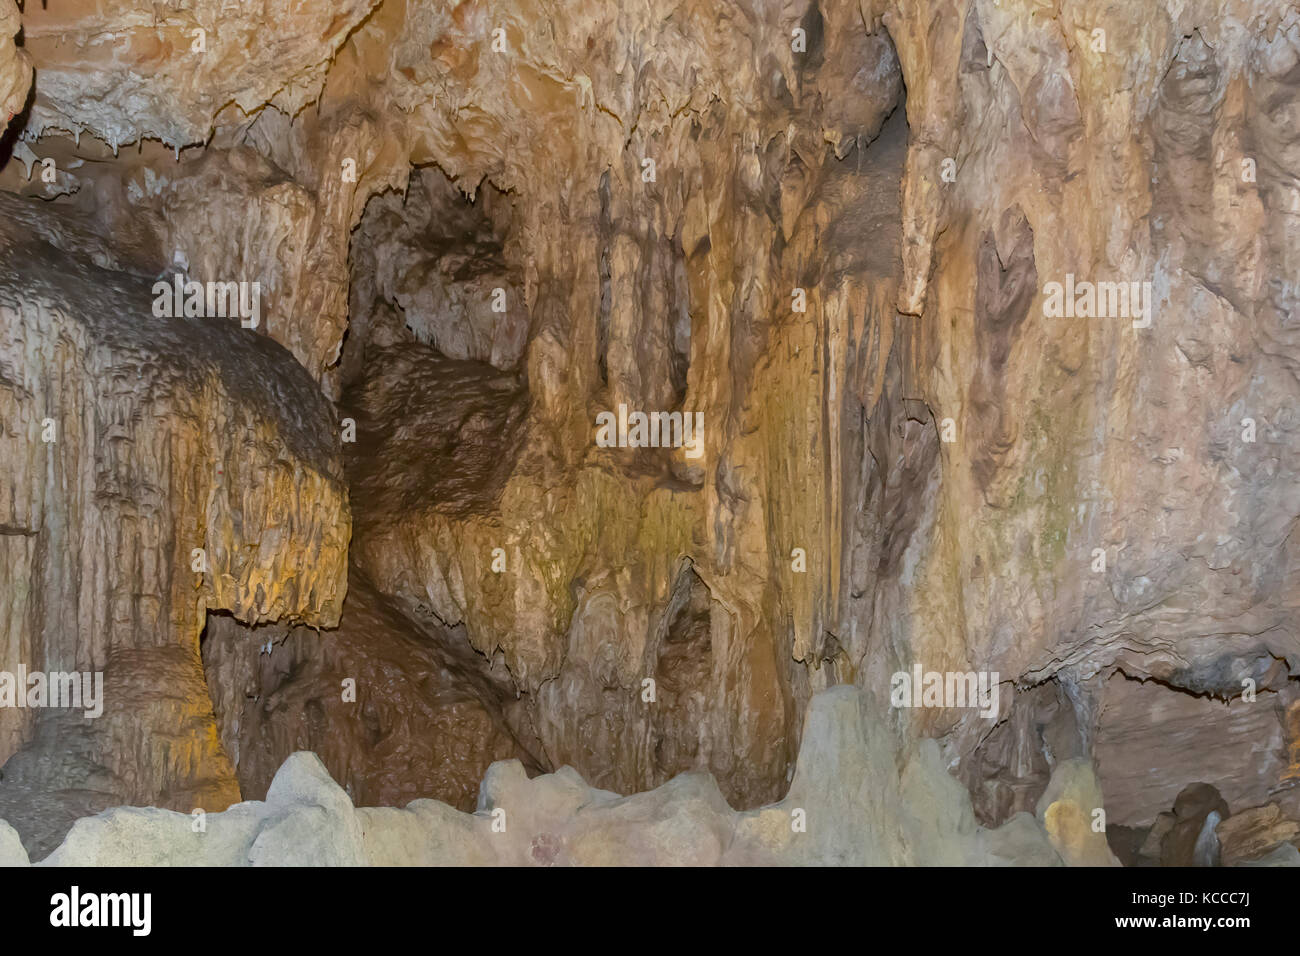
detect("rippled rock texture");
top-left (0, 0), bottom-right (1298, 865)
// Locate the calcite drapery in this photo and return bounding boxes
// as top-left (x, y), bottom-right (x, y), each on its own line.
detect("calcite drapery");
top-left (0, 195), bottom-right (349, 856)
top-left (0, 0), bottom-right (1297, 859)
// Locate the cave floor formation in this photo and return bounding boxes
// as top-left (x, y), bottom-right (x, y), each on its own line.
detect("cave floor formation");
top-left (0, 0), bottom-right (1298, 868)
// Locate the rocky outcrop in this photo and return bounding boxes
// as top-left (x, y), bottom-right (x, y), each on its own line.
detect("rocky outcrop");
top-left (0, 0), bottom-right (29, 131)
top-left (1215, 802), bottom-right (1300, 866)
top-left (1035, 759), bottom-right (1121, 867)
top-left (0, 194), bottom-right (350, 857)
top-left (25, 686), bottom-right (1064, 866)
top-left (333, 0), bottom-right (1300, 827)
top-left (18, 0), bottom-right (379, 150)
top-left (1109, 781), bottom-right (1300, 867)
top-left (1094, 673), bottom-right (1295, 828)
top-left (201, 570), bottom-right (544, 812)
top-left (1, 0), bottom-right (1297, 865)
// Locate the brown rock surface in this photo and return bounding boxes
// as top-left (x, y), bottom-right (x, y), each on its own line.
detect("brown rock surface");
top-left (19, 0), bottom-right (379, 150)
top-left (1160, 783), bottom-right (1231, 866)
top-left (0, 193), bottom-right (349, 856)
top-left (1215, 803), bottom-right (1300, 866)
top-left (0, 0), bottom-right (1297, 864)
top-left (28, 685), bottom-right (1066, 866)
top-left (201, 569), bottom-right (544, 812)
top-left (0, 0), bottom-right (30, 129)
top-left (1095, 672), bottom-right (1293, 827)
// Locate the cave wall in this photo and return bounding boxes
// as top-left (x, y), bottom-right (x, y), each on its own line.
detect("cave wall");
top-left (0, 195), bottom-right (350, 853)
top-left (880, 0), bottom-right (1300, 823)
top-left (201, 571), bottom-right (540, 812)
top-left (324, 0), bottom-right (914, 807)
top-left (0, 0), bottom-right (1297, 859)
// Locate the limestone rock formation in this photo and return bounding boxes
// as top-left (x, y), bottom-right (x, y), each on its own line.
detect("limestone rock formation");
top-left (27, 686), bottom-right (1064, 866)
top-left (0, 819), bottom-right (26, 866)
top-left (1111, 781), bottom-right (1300, 866)
top-left (0, 0), bottom-right (30, 131)
top-left (19, 0), bottom-right (379, 150)
top-left (201, 570), bottom-right (544, 812)
top-left (1035, 759), bottom-right (1121, 867)
top-left (1158, 783), bottom-right (1231, 867)
top-left (1215, 802), bottom-right (1300, 866)
top-left (0, 194), bottom-right (349, 857)
top-left (0, 0), bottom-right (1297, 867)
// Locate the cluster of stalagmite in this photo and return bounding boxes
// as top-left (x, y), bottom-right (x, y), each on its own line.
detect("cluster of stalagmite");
top-left (0, 688), bottom-right (1082, 867)
top-left (0, 0), bottom-right (1297, 864)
